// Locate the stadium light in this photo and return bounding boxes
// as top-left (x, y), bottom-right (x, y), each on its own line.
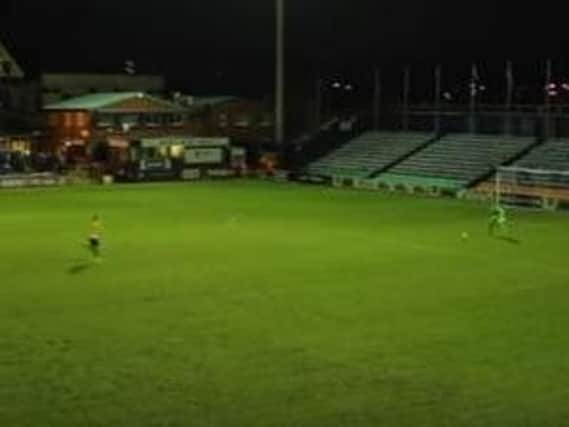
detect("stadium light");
top-left (275, 0), bottom-right (285, 145)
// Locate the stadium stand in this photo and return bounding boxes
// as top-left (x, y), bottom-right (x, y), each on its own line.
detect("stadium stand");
top-left (306, 131), bottom-right (434, 178)
top-left (290, 127), bottom-right (359, 172)
top-left (513, 139), bottom-right (569, 170)
top-left (473, 139), bottom-right (569, 204)
top-left (377, 134), bottom-right (536, 192)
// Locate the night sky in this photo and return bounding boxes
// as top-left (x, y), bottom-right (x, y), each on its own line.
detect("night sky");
top-left (1, 1), bottom-right (567, 99)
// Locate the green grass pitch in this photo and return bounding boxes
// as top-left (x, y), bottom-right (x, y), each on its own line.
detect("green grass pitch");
top-left (1, 180), bottom-right (569, 427)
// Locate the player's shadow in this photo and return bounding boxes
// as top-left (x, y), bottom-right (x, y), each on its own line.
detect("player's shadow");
top-left (495, 235), bottom-right (521, 245)
top-left (67, 263), bottom-right (91, 275)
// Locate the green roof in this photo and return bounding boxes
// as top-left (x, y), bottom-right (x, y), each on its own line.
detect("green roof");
top-left (44, 92), bottom-right (186, 112)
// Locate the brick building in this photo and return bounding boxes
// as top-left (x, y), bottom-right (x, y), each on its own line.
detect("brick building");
top-left (44, 92), bottom-right (201, 165)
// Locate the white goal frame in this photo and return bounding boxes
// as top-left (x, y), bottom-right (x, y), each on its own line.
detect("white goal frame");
top-left (495, 166), bottom-right (569, 209)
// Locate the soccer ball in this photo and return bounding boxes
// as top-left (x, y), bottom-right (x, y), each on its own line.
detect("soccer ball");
top-left (461, 232), bottom-right (470, 240)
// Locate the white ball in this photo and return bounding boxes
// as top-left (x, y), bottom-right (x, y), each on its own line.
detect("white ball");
top-left (461, 232), bottom-right (470, 240)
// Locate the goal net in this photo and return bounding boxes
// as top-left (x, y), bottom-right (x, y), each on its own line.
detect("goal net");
top-left (495, 166), bottom-right (569, 209)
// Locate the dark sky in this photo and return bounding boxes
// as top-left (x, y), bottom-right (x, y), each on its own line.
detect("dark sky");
top-left (1, 1), bottom-right (567, 98)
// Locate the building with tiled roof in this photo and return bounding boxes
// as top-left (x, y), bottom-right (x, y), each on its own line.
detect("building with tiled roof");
top-left (44, 92), bottom-right (204, 164)
top-left (41, 73), bottom-right (166, 106)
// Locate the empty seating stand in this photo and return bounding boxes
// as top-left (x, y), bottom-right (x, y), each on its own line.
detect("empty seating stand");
top-left (306, 131), bottom-right (433, 179)
top-left (377, 134), bottom-right (535, 193)
top-left (473, 140), bottom-right (569, 206)
top-left (514, 139), bottom-right (569, 170)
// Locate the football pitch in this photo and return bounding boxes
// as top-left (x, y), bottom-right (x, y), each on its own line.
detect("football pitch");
top-left (1, 180), bottom-right (569, 427)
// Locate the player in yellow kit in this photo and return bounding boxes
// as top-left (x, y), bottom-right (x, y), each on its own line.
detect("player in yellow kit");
top-left (88, 215), bottom-right (103, 261)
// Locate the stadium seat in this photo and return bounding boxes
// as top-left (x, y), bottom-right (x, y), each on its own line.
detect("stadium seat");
top-left (514, 139), bottom-right (569, 170)
top-left (379, 134), bottom-right (535, 191)
top-left (306, 131), bottom-right (434, 179)
top-left (472, 139), bottom-right (569, 202)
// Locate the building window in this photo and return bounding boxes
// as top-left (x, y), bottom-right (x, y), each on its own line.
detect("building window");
top-left (218, 113), bottom-right (228, 128)
top-left (143, 114), bottom-right (161, 127)
top-left (170, 144), bottom-right (184, 158)
top-left (234, 115), bottom-right (250, 128)
top-left (259, 114), bottom-right (273, 128)
top-left (119, 114), bottom-right (139, 129)
top-left (75, 112), bottom-right (88, 127)
top-left (144, 147), bottom-right (159, 160)
top-left (96, 114), bottom-right (114, 128)
top-left (171, 114), bottom-right (184, 127)
top-left (64, 113), bottom-right (73, 128)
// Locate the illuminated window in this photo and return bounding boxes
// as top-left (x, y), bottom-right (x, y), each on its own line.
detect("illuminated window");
top-left (64, 113), bottom-right (73, 128)
top-left (170, 144), bottom-right (184, 158)
top-left (159, 145), bottom-right (169, 157)
top-left (76, 112), bottom-right (87, 127)
top-left (9, 140), bottom-right (30, 154)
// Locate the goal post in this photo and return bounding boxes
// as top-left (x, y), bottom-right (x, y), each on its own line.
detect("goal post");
top-left (495, 166), bottom-right (569, 210)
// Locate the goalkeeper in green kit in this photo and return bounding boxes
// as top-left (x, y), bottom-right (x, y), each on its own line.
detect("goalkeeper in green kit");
top-left (488, 204), bottom-right (509, 236)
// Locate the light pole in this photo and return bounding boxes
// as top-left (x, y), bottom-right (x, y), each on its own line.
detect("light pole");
top-left (315, 78), bottom-right (323, 131)
top-left (434, 65), bottom-right (442, 135)
top-left (505, 61), bottom-right (513, 135)
top-left (402, 66), bottom-right (411, 131)
top-left (275, 0), bottom-right (285, 145)
top-left (544, 59), bottom-right (552, 139)
top-left (372, 68), bottom-right (381, 130)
